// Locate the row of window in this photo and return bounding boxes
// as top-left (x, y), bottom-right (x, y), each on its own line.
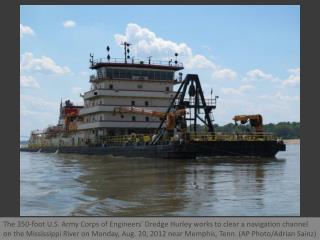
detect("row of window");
top-left (96, 68), bottom-right (174, 81)
top-left (91, 84), bottom-right (171, 92)
top-left (85, 100), bottom-right (152, 107)
top-left (85, 116), bottom-right (151, 122)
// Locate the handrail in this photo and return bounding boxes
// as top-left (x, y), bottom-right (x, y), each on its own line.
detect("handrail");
top-left (101, 132), bottom-right (278, 145)
top-left (91, 57), bottom-right (183, 68)
top-left (102, 134), bottom-right (153, 145)
top-left (27, 132), bottom-right (279, 148)
top-left (189, 132), bottom-right (277, 141)
top-left (174, 98), bottom-right (217, 106)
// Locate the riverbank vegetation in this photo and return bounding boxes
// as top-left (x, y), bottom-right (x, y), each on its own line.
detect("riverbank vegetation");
top-left (191, 122), bottom-right (300, 139)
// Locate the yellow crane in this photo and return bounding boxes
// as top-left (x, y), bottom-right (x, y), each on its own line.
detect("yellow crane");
top-left (113, 106), bottom-right (187, 131)
top-left (233, 114), bottom-right (263, 133)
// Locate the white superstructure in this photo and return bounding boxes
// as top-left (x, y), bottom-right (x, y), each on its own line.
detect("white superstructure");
top-left (76, 44), bottom-right (184, 144)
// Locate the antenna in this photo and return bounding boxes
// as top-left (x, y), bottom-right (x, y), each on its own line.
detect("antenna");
top-left (147, 56), bottom-right (152, 64)
top-left (106, 45), bottom-right (111, 61)
top-left (121, 41), bottom-right (131, 63)
top-left (89, 53), bottom-right (94, 66)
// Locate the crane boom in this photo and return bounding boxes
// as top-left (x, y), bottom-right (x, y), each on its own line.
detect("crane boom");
top-left (113, 106), bottom-right (186, 131)
top-left (113, 106), bottom-right (166, 118)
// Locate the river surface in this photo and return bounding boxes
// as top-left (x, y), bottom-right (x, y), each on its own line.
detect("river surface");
top-left (20, 144), bottom-right (299, 216)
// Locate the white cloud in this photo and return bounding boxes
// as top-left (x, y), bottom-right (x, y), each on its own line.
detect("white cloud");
top-left (244, 69), bottom-right (278, 82)
top-left (114, 23), bottom-right (237, 80)
top-left (283, 67), bottom-right (300, 87)
top-left (185, 54), bottom-right (215, 69)
top-left (114, 23), bottom-right (192, 59)
top-left (244, 67), bottom-right (300, 87)
top-left (20, 24), bottom-right (34, 38)
top-left (221, 84), bottom-right (255, 95)
top-left (63, 20), bottom-right (76, 28)
top-left (213, 68), bottom-right (237, 80)
top-left (20, 52), bottom-right (71, 75)
top-left (20, 75), bottom-right (40, 89)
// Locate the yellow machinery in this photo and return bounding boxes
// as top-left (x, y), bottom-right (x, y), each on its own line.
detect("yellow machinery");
top-left (113, 106), bottom-right (187, 131)
top-left (233, 114), bottom-right (263, 133)
top-left (64, 112), bottom-right (83, 132)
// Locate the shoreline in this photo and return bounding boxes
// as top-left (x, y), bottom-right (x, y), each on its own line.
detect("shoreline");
top-left (283, 139), bottom-right (300, 144)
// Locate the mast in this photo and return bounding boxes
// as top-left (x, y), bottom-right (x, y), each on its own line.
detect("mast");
top-left (121, 41), bottom-right (131, 63)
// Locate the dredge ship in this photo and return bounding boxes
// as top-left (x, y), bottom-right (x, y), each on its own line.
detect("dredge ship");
top-left (21, 43), bottom-right (286, 159)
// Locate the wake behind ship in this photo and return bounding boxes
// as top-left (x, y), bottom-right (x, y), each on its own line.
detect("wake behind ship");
top-left (21, 43), bottom-right (286, 159)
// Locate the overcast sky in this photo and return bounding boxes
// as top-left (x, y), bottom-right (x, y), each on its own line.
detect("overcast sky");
top-left (20, 5), bottom-right (300, 139)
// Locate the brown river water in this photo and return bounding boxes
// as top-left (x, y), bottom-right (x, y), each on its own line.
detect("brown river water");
top-left (20, 144), bottom-right (299, 216)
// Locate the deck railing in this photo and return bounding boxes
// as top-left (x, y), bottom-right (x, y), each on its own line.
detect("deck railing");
top-left (91, 58), bottom-right (183, 68)
top-left (189, 132), bottom-right (277, 142)
top-left (25, 132), bottom-right (279, 148)
top-left (102, 134), bottom-right (152, 145)
top-left (102, 132), bottom-right (278, 145)
top-left (174, 98), bottom-right (217, 106)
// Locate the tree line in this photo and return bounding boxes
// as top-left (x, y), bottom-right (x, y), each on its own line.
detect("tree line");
top-left (190, 122), bottom-right (300, 139)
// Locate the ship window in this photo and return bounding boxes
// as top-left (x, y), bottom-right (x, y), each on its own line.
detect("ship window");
top-left (132, 116), bottom-right (136, 121)
top-left (145, 101), bottom-right (149, 106)
top-left (145, 116), bottom-right (149, 122)
top-left (137, 84), bottom-right (143, 89)
top-left (148, 71), bottom-right (155, 80)
top-left (160, 71), bottom-right (165, 80)
top-left (131, 101), bottom-right (135, 106)
top-left (124, 70), bottom-right (131, 78)
top-left (119, 70), bottom-right (125, 78)
top-left (141, 71), bottom-right (148, 78)
top-left (132, 70), bottom-right (140, 77)
top-left (100, 116), bottom-right (103, 121)
top-left (97, 69), bottom-right (103, 78)
top-left (155, 71), bottom-right (160, 80)
top-left (165, 86), bottom-right (170, 91)
top-left (109, 84), bottom-right (113, 89)
top-left (99, 100), bottom-right (102, 105)
top-left (113, 69), bottom-right (120, 78)
top-left (106, 69), bottom-right (112, 78)
top-left (94, 91), bottom-right (97, 95)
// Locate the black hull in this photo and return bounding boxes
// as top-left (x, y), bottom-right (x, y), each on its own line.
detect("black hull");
top-left (190, 141), bottom-right (286, 158)
top-left (20, 141), bottom-right (286, 159)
